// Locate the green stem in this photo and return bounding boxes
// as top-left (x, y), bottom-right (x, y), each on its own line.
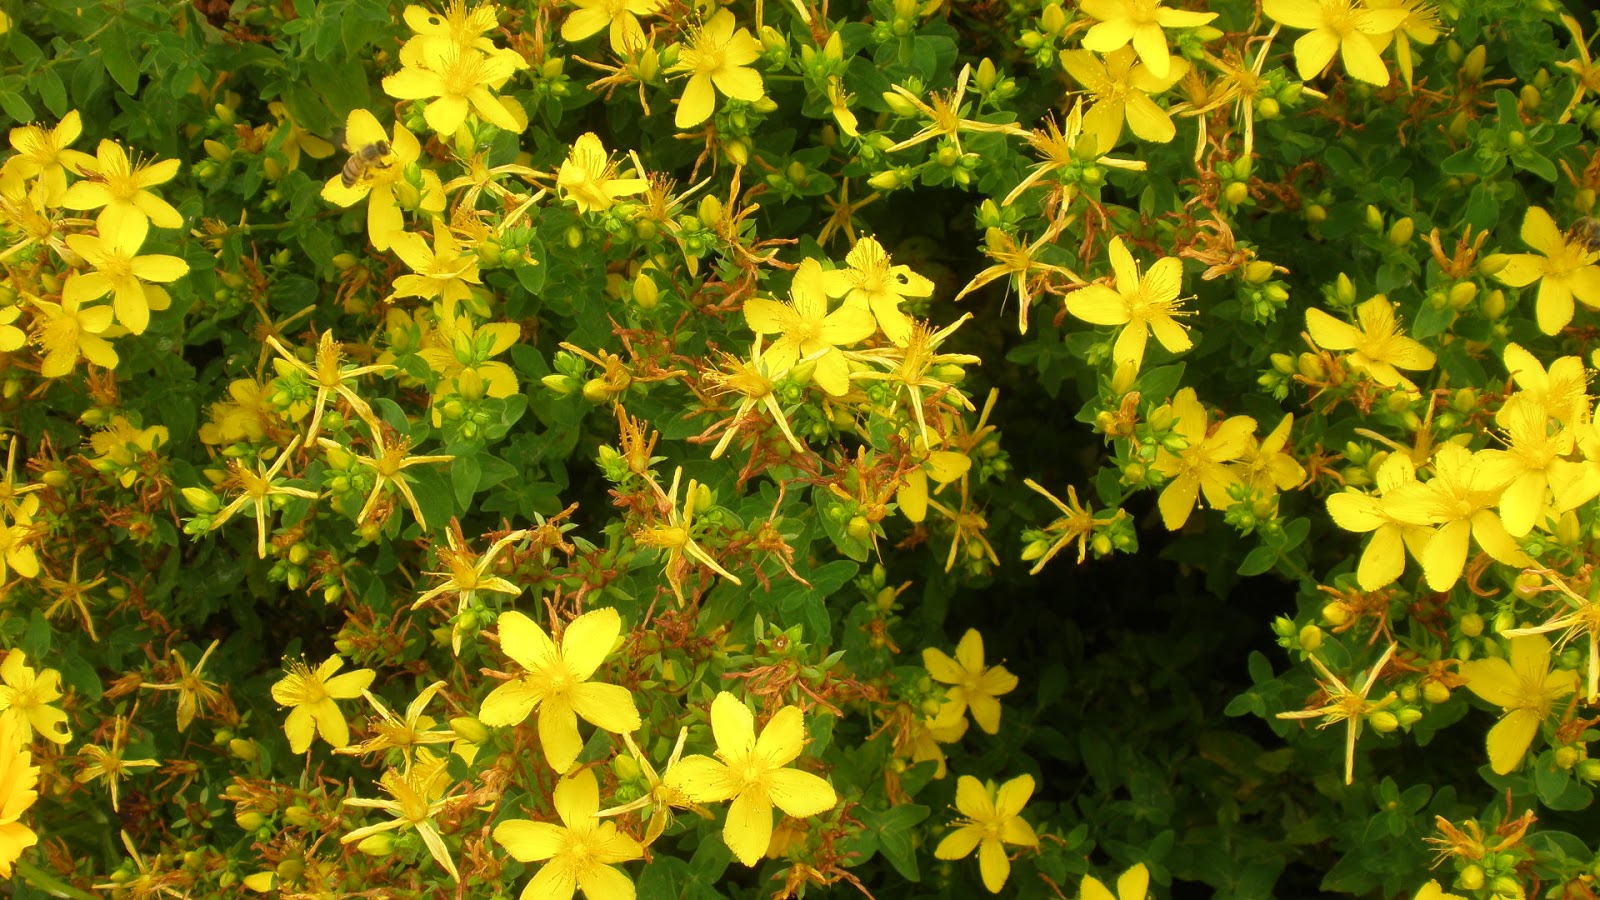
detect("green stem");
top-left (15, 859), bottom-right (100, 900)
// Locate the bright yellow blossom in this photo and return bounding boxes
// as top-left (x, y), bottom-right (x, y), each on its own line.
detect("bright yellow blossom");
top-left (1492, 206), bottom-right (1600, 335)
top-left (933, 774), bottom-right (1039, 893)
top-left (60, 140), bottom-right (183, 247)
top-left (1477, 393), bottom-right (1598, 537)
top-left (30, 292), bottom-right (118, 377)
top-left (670, 10), bottom-right (765, 129)
top-left (0, 714), bottom-right (40, 878)
top-left (494, 767), bottom-right (645, 900)
top-left (1240, 414), bottom-right (1307, 496)
top-left (1365, 0), bottom-right (1443, 90)
top-left (401, 1), bottom-right (502, 59)
top-left (478, 607), bottom-right (641, 772)
top-left (1304, 295), bottom-right (1435, 390)
top-left (1080, 0), bottom-right (1218, 79)
top-left (1383, 443), bottom-right (1527, 592)
top-left (321, 109), bottom-right (445, 251)
top-left (562, 0), bottom-right (663, 53)
top-left (743, 258), bottom-right (875, 396)
top-left (1501, 343), bottom-right (1590, 427)
top-left (1458, 635), bottom-right (1577, 775)
top-left (418, 314), bottom-right (522, 424)
top-left (0, 495), bottom-right (41, 582)
top-left (557, 132), bottom-right (648, 215)
top-left (1066, 236), bottom-right (1193, 373)
top-left (388, 219), bottom-right (482, 313)
top-left (1150, 388), bottom-right (1257, 530)
top-left (1059, 45), bottom-right (1189, 154)
top-left (1504, 571), bottom-right (1600, 703)
top-left (922, 629), bottom-right (1018, 735)
top-left (0, 650), bottom-right (72, 745)
top-left (663, 692), bottom-right (837, 866)
top-left (270, 654), bottom-right (377, 754)
top-left (1262, 0), bottom-right (1408, 85)
top-left (1326, 452), bottom-right (1432, 590)
top-left (819, 236), bottom-right (932, 346)
top-left (6, 110), bottom-right (95, 205)
top-left (382, 43), bottom-right (528, 135)
top-left (1082, 863), bottom-right (1152, 900)
top-left (62, 231), bottom-right (188, 335)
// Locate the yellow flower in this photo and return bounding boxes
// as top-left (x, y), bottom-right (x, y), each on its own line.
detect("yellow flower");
top-left (6, 110), bottom-right (95, 205)
top-left (818, 236), bottom-right (932, 347)
top-left (30, 292), bottom-right (118, 377)
top-left (1003, 98), bottom-right (1146, 207)
top-left (1414, 881), bottom-right (1467, 900)
top-left (662, 692), bottom-right (837, 866)
top-left (401, 1), bottom-right (502, 58)
top-left (922, 629), bottom-right (1018, 735)
top-left (198, 377), bottom-right (276, 445)
top-left (557, 132), bottom-right (648, 215)
top-left (1476, 393), bottom-right (1597, 537)
top-left (1262, 0), bottom-right (1408, 86)
top-left (670, 10), bottom-right (765, 129)
top-left (327, 425), bottom-right (453, 531)
top-left (1501, 342), bottom-right (1590, 427)
top-left (1458, 635), bottom-right (1577, 775)
top-left (60, 140), bottom-right (183, 247)
top-left (1326, 452), bottom-right (1432, 590)
top-left (140, 640), bottom-right (222, 733)
top-left (320, 109), bottom-right (445, 252)
top-left (1504, 571), bottom-right (1600, 703)
top-left (562, 0), bottom-right (663, 53)
top-left (208, 437), bottom-right (319, 559)
top-left (1066, 236), bottom-right (1192, 372)
top-left (342, 750), bottom-right (459, 881)
top-left (494, 767), bottom-right (644, 899)
top-left (1059, 45), bottom-right (1189, 154)
top-left (269, 654), bottom-right (376, 754)
top-left (631, 466), bottom-right (745, 604)
top-left (0, 649), bottom-right (72, 745)
top-left (1492, 206), bottom-right (1600, 335)
top-left (0, 305), bottom-right (24, 354)
top-left (266, 101), bottom-right (336, 172)
top-left (337, 681), bottom-right (457, 762)
top-left (704, 338), bottom-right (808, 460)
top-left (1304, 294), bottom-right (1436, 389)
top-left (1365, 0), bottom-right (1443, 90)
top-left (882, 64), bottom-right (1029, 155)
top-left (382, 43), bottom-right (528, 135)
top-left (0, 495), bottom-right (41, 582)
top-left (1276, 643), bottom-right (1399, 784)
top-left (268, 331), bottom-right (394, 442)
top-left (88, 415), bottom-right (168, 489)
top-left (1150, 388), bottom-right (1257, 530)
top-left (62, 231), bottom-right (187, 335)
top-left (417, 314), bottom-right (522, 424)
top-left (932, 774), bottom-right (1039, 893)
top-left (743, 257), bottom-right (875, 396)
top-left (1082, 864), bottom-right (1152, 900)
top-left (596, 728), bottom-right (699, 847)
top-left (904, 711), bottom-right (966, 779)
top-left (388, 219), bottom-right (482, 313)
top-left (1080, 0), bottom-right (1218, 78)
top-left (1382, 443), bottom-right (1527, 592)
top-left (477, 607), bottom-right (641, 772)
top-left (1240, 413), bottom-right (1307, 496)
top-left (74, 715), bottom-right (158, 813)
top-left (0, 714), bottom-right (40, 879)
top-left (897, 446), bottom-right (971, 525)
top-left (952, 222), bottom-right (1084, 334)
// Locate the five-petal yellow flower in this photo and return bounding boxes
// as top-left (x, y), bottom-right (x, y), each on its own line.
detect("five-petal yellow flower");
top-left (1492, 206), bottom-right (1600, 335)
top-left (270, 654), bottom-right (376, 754)
top-left (494, 767), bottom-right (645, 900)
top-left (1458, 635), bottom-right (1577, 775)
top-left (933, 773), bottom-right (1040, 893)
top-left (1066, 236), bottom-right (1193, 372)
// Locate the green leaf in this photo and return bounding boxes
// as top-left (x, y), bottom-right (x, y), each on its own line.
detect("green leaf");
top-left (452, 452), bottom-right (482, 509)
top-left (100, 26), bottom-right (143, 94)
top-left (862, 804), bottom-right (929, 881)
top-left (1237, 545), bottom-right (1276, 576)
top-left (0, 90), bottom-right (33, 124)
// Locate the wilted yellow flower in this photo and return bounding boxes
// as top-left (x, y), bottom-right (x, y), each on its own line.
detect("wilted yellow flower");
top-left (342, 750), bottom-right (459, 880)
top-left (74, 715), bottom-right (158, 812)
top-left (208, 437), bottom-right (319, 559)
top-left (270, 655), bottom-right (376, 754)
top-left (662, 692), bottom-right (837, 866)
top-left (1277, 643), bottom-right (1399, 784)
top-left (670, 10), bottom-right (765, 129)
top-left (933, 774), bottom-right (1039, 893)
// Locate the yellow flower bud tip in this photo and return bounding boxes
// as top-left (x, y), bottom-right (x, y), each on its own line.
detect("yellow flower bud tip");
top-left (1458, 865), bottom-right (1486, 891)
top-left (1368, 710), bottom-right (1399, 733)
top-left (1422, 681), bottom-right (1451, 704)
top-left (229, 738), bottom-right (259, 761)
top-left (1298, 625), bottom-right (1323, 652)
top-left (235, 811), bottom-right (266, 831)
top-left (1322, 602), bottom-right (1351, 627)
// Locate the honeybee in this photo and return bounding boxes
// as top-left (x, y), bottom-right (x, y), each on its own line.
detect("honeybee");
top-left (1567, 216), bottom-right (1600, 253)
top-left (340, 140), bottom-right (392, 188)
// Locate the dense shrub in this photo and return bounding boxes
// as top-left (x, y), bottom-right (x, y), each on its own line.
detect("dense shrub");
top-left (2, 0), bottom-right (1600, 898)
